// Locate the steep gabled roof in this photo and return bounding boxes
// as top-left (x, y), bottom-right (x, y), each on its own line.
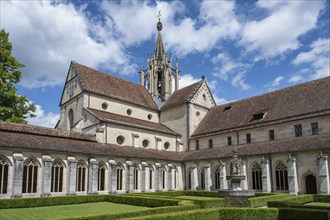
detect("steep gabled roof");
top-left (192, 76), bottom-right (330, 137)
top-left (162, 80), bottom-right (203, 109)
top-left (72, 61), bottom-right (158, 110)
top-left (86, 108), bottom-right (179, 136)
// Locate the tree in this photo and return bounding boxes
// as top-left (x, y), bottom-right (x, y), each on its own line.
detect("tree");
top-left (0, 29), bottom-right (36, 124)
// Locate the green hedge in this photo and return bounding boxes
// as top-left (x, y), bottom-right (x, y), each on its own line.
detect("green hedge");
top-left (0, 194), bottom-right (180, 209)
top-left (246, 194), bottom-right (292, 207)
top-left (277, 208), bottom-right (330, 220)
top-left (191, 198), bottom-right (226, 208)
top-left (254, 192), bottom-right (276, 197)
top-left (129, 190), bottom-right (219, 198)
top-left (124, 208), bottom-right (279, 220)
top-left (313, 194), bottom-right (330, 203)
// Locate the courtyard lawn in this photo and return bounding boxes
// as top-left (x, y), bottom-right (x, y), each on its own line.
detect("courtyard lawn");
top-left (0, 202), bottom-right (150, 220)
top-left (173, 195), bottom-right (221, 200)
top-left (305, 202), bottom-right (330, 207)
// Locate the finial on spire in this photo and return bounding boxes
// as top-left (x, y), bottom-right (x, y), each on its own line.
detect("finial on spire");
top-left (157, 10), bottom-right (162, 31)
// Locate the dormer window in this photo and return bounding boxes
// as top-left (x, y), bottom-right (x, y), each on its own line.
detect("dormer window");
top-left (251, 112), bottom-right (265, 121)
top-left (223, 106), bottom-right (232, 111)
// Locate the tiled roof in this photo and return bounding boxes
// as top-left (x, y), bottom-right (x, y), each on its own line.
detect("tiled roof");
top-left (192, 76), bottom-right (330, 137)
top-left (0, 122), bottom-right (96, 142)
top-left (162, 81), bottom-right (203, 109)
top-left (183, 133), bottom-right (330, 161)
top-left (86, 108), bottom-right (179, 136)
top-left (0, 122), bottom-right (182, 161)
top-left (73, 61), bottom-right (158, 110)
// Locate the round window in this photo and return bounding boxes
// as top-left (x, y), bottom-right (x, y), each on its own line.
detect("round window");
top-left (142, 139), bottom-right (149, 148)
top-left (164, 142), bottom-right (170, 150)
top-left (127, 109), bottom-right (132, 115)
top-left (102, 102), bottom-right (108, 110)
top-left (147, 114), bottom-right (152, 120)
top-left (116, 136), bottom-right (125, 145)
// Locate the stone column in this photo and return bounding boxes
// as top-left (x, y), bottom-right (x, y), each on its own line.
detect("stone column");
top-left (204, 164), bottom-right (212, 191)
top-left (191, 165), bottom-right (198, 190)
top-left (67, 157), bottom-right (77, 195)
top-left (11, 153), bottom-right (24, 198)
top-left (109, 160), bottom-right (118, 194)
top-left (132, 133), bottom-right (139, 148)
top-left (126, 161), bottom-right (134, 193)
top-left (241, 160), bottom-right (248, 190)
top-left (141, 162), bottom-right (148, 192)
top-left (287, 154), bottom-right (299, 195)
top-left (154, 163), bottom-right (161, 191)
top-left (318, 152), bottom-right (330, 194)
top-left (261, 157), bottom-right (271, 192)
top-left (219, 161), bottom-right (228, 190)
top-left (42, 155), bottom-right (52, 197)
top-left (88, 158), bottom-right (98, 194)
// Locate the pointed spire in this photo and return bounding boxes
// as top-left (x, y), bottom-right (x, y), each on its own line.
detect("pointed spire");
top-left (155, 11), bottom-right (164, 59)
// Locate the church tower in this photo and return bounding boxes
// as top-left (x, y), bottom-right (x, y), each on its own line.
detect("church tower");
top-left (140, 13), bottom-right (179, 102)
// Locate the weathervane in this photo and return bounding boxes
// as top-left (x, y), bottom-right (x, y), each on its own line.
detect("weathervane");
top-left (158, 10), bottom-right (162, 21)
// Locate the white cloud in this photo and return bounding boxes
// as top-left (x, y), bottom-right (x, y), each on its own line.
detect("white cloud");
top-left (164, 1), bottom-right (241, 56)
top-left (271, 76), bottom-right (285, 87)
top-left (178, 74), bottom-right (200, 89)
top-left (240, 1), bottom-right (325, 61)
top-left (211, 52), bottom-right (250, 81)
top-left (27, 105), bottom-right (60, 128)
top-left (288, 75), bottom-right (304, 83)
top-left (1, 1), bottom-right (132, 89)
top-left (292, 38), bottom-right (330, 79)
top-left (232, 73), bottom-right (250, 90)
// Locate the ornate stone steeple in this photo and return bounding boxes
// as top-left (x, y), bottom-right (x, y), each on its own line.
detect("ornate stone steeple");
top-left (140, 11), bottom-right (179, 102)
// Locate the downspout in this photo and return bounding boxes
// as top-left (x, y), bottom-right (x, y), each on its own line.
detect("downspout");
top-left (186, 103), bottom-right (191, 151)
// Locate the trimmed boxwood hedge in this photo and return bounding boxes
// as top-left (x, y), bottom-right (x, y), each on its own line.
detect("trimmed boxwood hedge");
top-left (277, 207), bottom-right (330, 220)
top-left (268, 194), bottom-right (330, 211)
top-left (128, 190), bottom-right (219, 198)
top-left (124, 208), bottom-right (280, 220)
top-left (246, 194), bottom-right (293, 207)
top-left (0, 194), bottom-right (180, 209)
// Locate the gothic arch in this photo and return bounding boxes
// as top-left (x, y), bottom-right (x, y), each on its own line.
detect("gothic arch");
top-left (274, 160), bottom-right (288, 191)
top-left (0, 155), bottom-right (12, 166)
top-left (52, 158), bottom-right (66, 168)
top-left (302, 170), bottom-right (318, 194)
top-left (249, 162), bottom-right (262, 190)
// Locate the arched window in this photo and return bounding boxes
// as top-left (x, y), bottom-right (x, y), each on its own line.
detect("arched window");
top-left (275, 161), bottom-right (288, 191)
top-left (51, 160), bottom-right (64, 192)
top-left (188, 170), bottom-right (192, 189)
top-left (134, 168), bottom-right (139, 190)
top-left (76, 162), bottom-right (86, 191)
top-left (68, 109), bottom-right (74, 130)
top-left (214, 167), bottom-right (220, 189)
top-left (149, 169), bottom-right (153, 190)
top-left (0, 156), bottom-right (10, 194)
top-left (22, 158), bottom-right (39, 193)
top-left (117, 167), bottom-right (123, 190)
top-left (251, 163), bottom-right (262, 190)
top-left (98, 163), bottom-right (106, 191)
top-left (201, 169), bottom-right (205, 189)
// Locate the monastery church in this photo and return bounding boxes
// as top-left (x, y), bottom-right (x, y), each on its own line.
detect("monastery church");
top-left (0, 18), bottom-right (329, 199)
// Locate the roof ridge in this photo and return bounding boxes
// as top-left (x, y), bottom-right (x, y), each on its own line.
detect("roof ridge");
top-left (0, 121), bottom-right (96, 142)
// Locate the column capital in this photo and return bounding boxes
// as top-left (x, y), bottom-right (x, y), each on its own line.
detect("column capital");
top-left (12, 153), bottom-right (24, 161)
top-left (318, 151), bottom-right (328, 160)
top-left (287, 154), bottom-right (296, 163)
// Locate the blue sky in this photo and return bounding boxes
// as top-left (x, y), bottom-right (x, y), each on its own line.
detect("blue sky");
top-left (1, 0), bottom-right (329, 128)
